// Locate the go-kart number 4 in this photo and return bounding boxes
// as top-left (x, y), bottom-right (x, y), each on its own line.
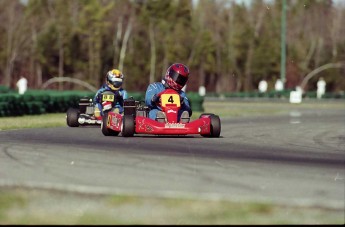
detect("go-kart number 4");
top-left (102, 94), bottom-right (114, 102)
top-left (161, 94), bottom-right (180, 107)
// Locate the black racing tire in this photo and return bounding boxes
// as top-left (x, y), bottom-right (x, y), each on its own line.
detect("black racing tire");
top-left (209, 114), bottom-right (221, 137)
top-left (66, 107), bottom-right (79, 127)
top-left (200, 113), bottom-right (221, 138)
top-left (101, 112), bottom-right (120, 136)
top-left (122, 115), bottom-right (135, 137)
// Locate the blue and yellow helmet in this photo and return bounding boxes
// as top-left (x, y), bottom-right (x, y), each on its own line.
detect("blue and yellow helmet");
top-left (106, 69), bottom-right (124, 90)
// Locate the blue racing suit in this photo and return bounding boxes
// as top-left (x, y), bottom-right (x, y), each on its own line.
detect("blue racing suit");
top-left (93, 84), bottom-right (128, 115)
top-left (145, 81), bottom-right (192, 120)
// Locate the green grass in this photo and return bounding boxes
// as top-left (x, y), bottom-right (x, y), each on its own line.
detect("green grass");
top-left (0, 188), bottom-right (342, 225)
top-left (203, 100), bottom-right (345, 117)
top-left (0, 113), bottom-right (67, 130)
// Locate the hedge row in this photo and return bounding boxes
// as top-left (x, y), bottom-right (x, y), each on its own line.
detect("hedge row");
top-left (1, 85), bottom-right (344, 117)
top-left (0, 90), bottom-right (95, 117)
top-left (0, 89), bottom-right (205, 117)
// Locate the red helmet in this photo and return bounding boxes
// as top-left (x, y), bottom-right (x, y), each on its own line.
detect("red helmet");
top-left (164, 63), bottom-right (189, 91)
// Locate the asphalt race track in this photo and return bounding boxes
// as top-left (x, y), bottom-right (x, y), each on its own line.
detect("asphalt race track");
top-left (0, 107), bottom-right (344, 210)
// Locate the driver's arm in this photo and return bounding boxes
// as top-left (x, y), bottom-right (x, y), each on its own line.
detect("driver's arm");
top-left (145, 84), bottom-right (159, 108)
top-left (93, 90), bottom-right (102, 105)
top-left (180, 94), bottom-right (192, 117)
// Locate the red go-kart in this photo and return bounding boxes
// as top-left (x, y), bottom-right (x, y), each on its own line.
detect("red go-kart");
top-left (118, 89), bottom-right (221, 137)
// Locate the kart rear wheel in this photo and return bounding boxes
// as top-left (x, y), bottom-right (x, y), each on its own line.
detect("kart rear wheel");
top-left (122, 115), bottom-right (135, 137)
top-left (66, 107), bottom-right (79, 127)
top-left (200, 114), bottom-right (221, 138)
top-left (101, 112), bottom-right (120, 136)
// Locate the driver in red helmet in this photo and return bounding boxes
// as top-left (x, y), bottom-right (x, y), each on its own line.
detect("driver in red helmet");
top-left (145, 63), bottom-right (192, 123)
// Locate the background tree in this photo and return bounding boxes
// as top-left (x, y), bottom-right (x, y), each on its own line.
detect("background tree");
top-left (0, 0), bottom-right (343, 94)
top-left (0, 0), bottom-right (31, 88)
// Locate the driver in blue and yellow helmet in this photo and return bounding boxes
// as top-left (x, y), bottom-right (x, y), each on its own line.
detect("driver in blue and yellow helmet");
top-left (93, 69), bottom-right (128, 119)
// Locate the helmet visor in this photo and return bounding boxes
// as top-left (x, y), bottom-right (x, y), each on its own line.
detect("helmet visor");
top-left (169, 70), bottom-right (188, 87)
top-left (110, 77), bottom-right (123, 86)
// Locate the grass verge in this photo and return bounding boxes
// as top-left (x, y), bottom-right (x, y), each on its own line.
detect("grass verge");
top-left (0, 113), bottom-right (67, 130)
top-left (0, 188), bottom-right (343, 224)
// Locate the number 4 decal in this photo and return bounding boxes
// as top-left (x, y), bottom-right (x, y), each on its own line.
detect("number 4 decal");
top-left (168, 95), bottom-right (174, 103)
top-left (161, 94), bottom-right (180, 107)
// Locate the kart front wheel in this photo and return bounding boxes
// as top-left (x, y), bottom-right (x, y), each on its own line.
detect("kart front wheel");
top-left (122, 115), bottom-right (135, 137)
top-left (210, 114), bottom-right (221, 137)
top-left (101, 112), bottom-right (120, 136)
top-left (200, 114), bottom-right (221, 138)
top-left (66, 107), bottom-right (79, 127)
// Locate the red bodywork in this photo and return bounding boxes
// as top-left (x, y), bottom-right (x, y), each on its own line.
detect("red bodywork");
top-left (135, 115), bottom-right (211, 135)
top-left (103, 100), bottom-right (123, 133)
top-left (106, 111), bottom-right (123, 132)
top-left (135, 89), bottom-right (211, 135)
